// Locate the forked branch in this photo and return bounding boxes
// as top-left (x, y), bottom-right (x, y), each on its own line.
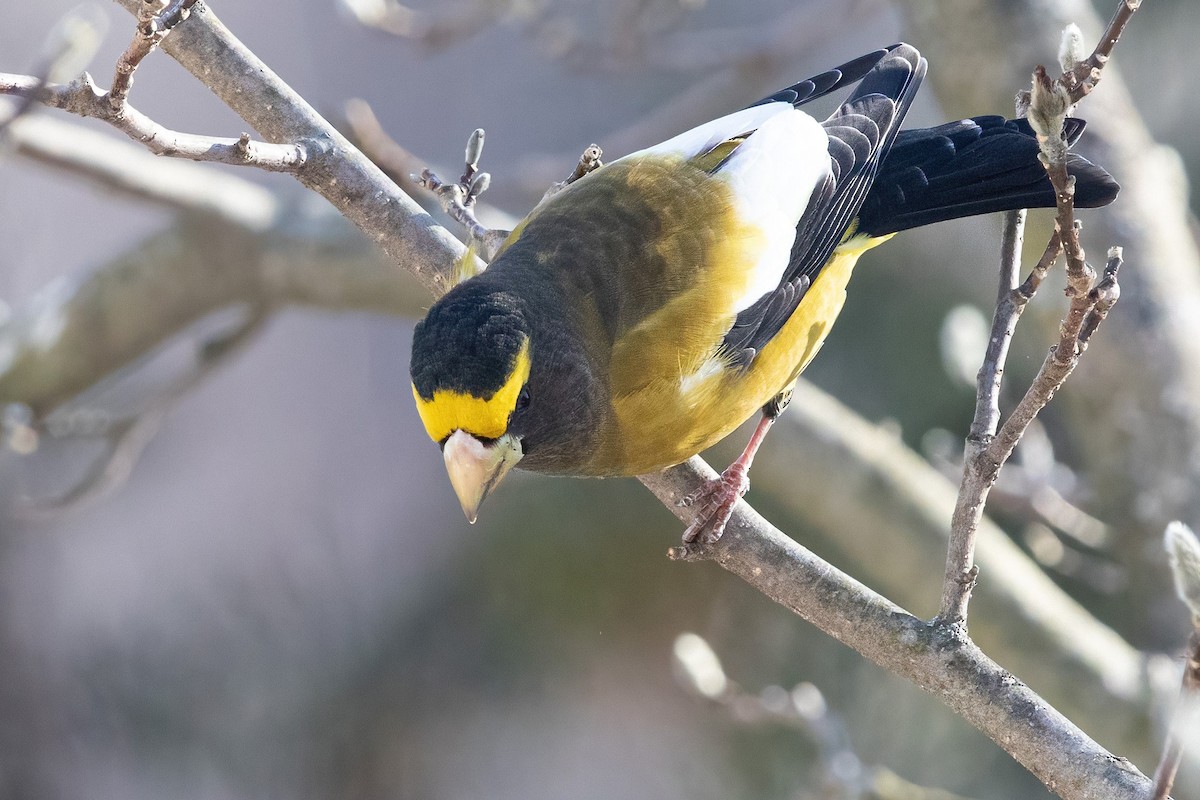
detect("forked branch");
top-left (936, 13), bottom-right (1134, 625)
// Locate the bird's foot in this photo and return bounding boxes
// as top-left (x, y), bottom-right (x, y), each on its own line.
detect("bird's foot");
top-left (679, 463), bottom-right (750, 545)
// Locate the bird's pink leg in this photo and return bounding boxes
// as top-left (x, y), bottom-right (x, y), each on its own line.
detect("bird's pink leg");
top-left (680, 413), bottom-right (776, 544)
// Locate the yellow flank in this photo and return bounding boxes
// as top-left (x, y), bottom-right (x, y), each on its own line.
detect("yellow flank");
top-left (598, 232), bottom-right (892, 475)
top-left (413, 341), bottom-right (531, 443)
top-left (606, 157), bottom-right (768, 399)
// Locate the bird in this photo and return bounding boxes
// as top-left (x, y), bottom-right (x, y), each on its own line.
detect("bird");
top-left (408, 43), bottom-right (1119, 544)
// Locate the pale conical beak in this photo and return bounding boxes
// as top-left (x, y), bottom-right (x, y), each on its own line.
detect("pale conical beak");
top-left (442, 430), bottom-right (523, 523)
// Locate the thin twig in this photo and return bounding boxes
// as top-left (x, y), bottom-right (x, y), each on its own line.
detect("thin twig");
top-left (1064, 0), bottom-right (1142, 103)
top-left (984, 64), bottom-right (1129, 468)
top-left (935, 5), bottom-right (1140, 625)
top-left (108, 0), bottom-right (199, 108)
top-left (419, 166), bottom-right (507, 264)
top-left (0, 72), bottom-right (309, 170)
top-left (539, 143), bottom-right (603, 204)
top-left (1016, 230), bottom-right (1063, 302)
top-left (1079, 248), bottom-right (1123, 344)
top-left (975, 210), bottom-right (1027, 460)
top-left (416, 128), bottom-right (511, 265)
top-left (937, 210), bottom-right (1026, 624)
top-left (982, 281), bottom-right (1118, 520)
top-left (418, 135), bottom-right (604, 268)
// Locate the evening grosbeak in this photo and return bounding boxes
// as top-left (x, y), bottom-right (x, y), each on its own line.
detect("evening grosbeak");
top-left (409, 43), bottom-right (1118, 542)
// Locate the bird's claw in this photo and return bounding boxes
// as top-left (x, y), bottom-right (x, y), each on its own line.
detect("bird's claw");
top-left (680, 466), bottom-right (749, 544)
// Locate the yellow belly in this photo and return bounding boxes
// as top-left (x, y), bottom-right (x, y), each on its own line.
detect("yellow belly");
top-left (595, 235), bottom-right (889, 475)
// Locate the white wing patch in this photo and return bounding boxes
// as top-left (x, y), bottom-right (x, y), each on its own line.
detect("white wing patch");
top-left (665, 105), bottom-right (832, 398)
top-left (714, 108), bottom-right (831, 315)
top-left (624, 102), bottom-right (832, 320)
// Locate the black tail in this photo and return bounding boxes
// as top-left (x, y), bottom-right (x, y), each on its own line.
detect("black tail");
top-left (855, 116), bottom-right (1119, 236)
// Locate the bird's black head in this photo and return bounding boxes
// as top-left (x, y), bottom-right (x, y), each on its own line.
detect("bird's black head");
top-left (410, 268), bottom-right (606, 520)
top-left (410, 281), bottom-right (532, 446)
top-left (409, 279), bottom-right (536, 522)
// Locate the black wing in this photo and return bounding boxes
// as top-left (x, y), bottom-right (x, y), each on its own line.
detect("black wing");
top-left (750, 47), bottom-right (894, 109)
top-left (721, 44), bottom-right (927, 367)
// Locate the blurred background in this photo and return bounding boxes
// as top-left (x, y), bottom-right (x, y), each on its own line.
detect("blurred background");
top-left (2, 1), bottom-right (1199, 798)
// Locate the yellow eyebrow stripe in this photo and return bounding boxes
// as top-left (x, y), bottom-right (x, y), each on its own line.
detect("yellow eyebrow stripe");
top-left (412, 341), bottom-right (531, 443)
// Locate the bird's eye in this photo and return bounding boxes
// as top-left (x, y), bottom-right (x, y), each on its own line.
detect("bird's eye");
top-left (515, 385), bottom-right (531, 413)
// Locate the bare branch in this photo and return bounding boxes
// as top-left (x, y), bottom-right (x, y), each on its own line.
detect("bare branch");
top-left (891, 10), bottom-right (1200, 700)
top-left (982, 61), bottom-right (1129, 472)
top-left (416, 131), bottom-right (603, 267)
top-left (642, 460), bottom-right (1153, 800)
top-left (1079, 247), bottom-right (1123, 344)
top-left (1016, 228), bottom-right (1063, 302)
top-left (0, 72), bottom-right (309, 170)
top-left (110, 0), bottom-right (465, 296)
top-left (938, 210), bottom-right (1026, 624)
top-left (937, 7), bottom-right (1138, 626)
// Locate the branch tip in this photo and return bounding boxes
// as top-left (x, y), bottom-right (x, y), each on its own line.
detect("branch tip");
top-left (465, 127), bottom-right (484, 171)
top-left (1058, 23), bottom-right (1087, 73)
top-left (540, 142), bottom-right (605, 203)
top-left (466, 171), bottom-right (490, 204)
